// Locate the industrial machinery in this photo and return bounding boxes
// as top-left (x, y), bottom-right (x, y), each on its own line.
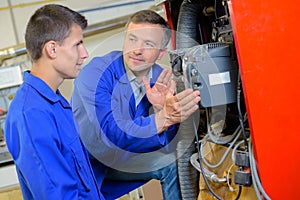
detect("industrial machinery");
top-left (156, 0), bottom-right (300, 199)
top-left (163, 0), bottom-right (258, 199)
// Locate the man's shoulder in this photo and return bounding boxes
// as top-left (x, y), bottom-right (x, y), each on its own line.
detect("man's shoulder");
top-left (7, 84), bottom-right (50, 118)
top-left (86, 51), bottom-right (122, 67)
top-left (80, 51), bottom-right (122, 74)
top-left (79, 51), bottom-right (124, 79)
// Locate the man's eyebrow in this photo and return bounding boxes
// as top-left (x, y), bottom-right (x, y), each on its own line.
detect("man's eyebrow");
top-left (127, 32), bottom-right (159, 46)
top-left (127, 33), bottom-right (137, 38)
top-left (144, 39), bottom-right (157, 46)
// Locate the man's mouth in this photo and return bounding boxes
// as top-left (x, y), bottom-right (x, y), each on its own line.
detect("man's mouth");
top-left (129, 55), bottom-right (144, 63)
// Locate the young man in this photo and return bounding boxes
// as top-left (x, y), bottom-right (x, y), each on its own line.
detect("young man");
top-left (72, 10), bottom-right (200, 199)
top-left (4, 4), bottom-right (103, 199)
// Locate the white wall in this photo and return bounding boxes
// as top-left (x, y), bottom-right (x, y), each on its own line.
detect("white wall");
top-left (0, 0), bottom-right (156, 49)
top-left (0, 1), bottom-right (17, 48)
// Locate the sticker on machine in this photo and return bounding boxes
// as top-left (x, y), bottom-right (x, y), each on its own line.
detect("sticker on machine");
top-left (209, 71), bottom-right (231, 86)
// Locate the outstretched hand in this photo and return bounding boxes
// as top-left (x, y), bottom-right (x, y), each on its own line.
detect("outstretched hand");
top-left (143, 69), bottom-right (176, 112)
top-left (155, 88), bottom-right (201, 133)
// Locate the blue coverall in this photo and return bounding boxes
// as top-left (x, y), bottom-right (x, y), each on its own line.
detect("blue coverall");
top-left (72, 51), bottom-right (181, 199)
top-left (5, 71), bottom-right (103, 199)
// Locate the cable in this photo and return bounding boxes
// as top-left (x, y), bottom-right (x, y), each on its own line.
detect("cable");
top-left (249, 138), bottom-right (271, 200)
top-left (231, 139), bottom-right (245, 164)
top-left (190, 152), bottom-right (227, 183)
top-left (193, 114), bottom-right (222, 200)
top-left (201, 128), bottom-right (241, 169)
top-left (205, 105), bottom-right (242, 145)
top-left (207, 119), bottom-right (240, 145)
top-left (194, 115), bottom-right (250, 200)
top-left (226, 164), bottom-right (236, 191)
top-left (236, 71), bottom-right (248, 151)
top-left (202, 112), bottom-right (248, 168)
top-left (214, 0), bottom-right (218, 19)
top-left (235, 186), bottom-right (242, 200)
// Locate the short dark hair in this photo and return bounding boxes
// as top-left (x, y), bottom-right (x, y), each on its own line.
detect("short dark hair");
top-left (25, 4), bottom-right (87, 61)
top-left (126, 9), bottom-right (171, 48)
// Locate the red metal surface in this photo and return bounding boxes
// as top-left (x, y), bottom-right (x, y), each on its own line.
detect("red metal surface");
top-left (162, 2), bottom-right (176, 50)
top-left (229, 1), bottom-right (300, 199)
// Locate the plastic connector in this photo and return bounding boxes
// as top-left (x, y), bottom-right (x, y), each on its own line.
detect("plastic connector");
top-left (234, 170), bottom-right (252, 186)
top-left (235, 151), bottom-right (250, 168)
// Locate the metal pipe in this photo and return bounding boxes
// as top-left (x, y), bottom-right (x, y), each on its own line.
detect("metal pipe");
top-left (82, 14), bottom-right (129, 37)
top-left (0, 6), bottom-right (162, 65)
top-left (0, 43), bottom-right (26, 65)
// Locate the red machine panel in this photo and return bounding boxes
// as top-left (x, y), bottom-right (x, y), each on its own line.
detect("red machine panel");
top-left (229, 1), bottom-right (300, 199)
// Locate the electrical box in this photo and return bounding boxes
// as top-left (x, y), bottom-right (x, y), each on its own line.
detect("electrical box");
top-left (182, 43), bottom-right (238, 107)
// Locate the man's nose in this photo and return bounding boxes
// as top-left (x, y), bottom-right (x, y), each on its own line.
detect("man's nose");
top-left (80, 45), bottom-right (89, 59)
top-left (132, 41), bottom-right (143, 55)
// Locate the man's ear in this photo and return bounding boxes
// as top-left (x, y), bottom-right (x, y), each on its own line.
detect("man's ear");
top-left (157, 47), bottom-right (167, 60)
top-left (44, 41), bottom-right (57, 58)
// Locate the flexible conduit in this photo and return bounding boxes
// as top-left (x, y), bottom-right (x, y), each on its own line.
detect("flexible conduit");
top-left (175, 0), bottom-right (205, 199)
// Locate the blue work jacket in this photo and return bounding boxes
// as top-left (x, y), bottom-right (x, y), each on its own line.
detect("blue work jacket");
top-left (4, 71), bottom-right (103, 199)
top-left (72, 51), bottom-right (179, 199)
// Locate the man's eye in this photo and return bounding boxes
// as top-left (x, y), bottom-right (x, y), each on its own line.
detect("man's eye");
top-left (145, 42), bottom-right (155, 48)
top-left (129, 37), bottom-right (136, 42)
top-left (76, 41), bottom-right (83, 46)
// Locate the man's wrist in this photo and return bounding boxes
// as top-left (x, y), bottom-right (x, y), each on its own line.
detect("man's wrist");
top-left (153, 104), bottom-right (163, 113)
top-left (155, 109), bottom-right (172, 133)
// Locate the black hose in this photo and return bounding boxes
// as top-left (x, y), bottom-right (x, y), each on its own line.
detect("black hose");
top-left (175, 1), bottom-right (206, 199)
top-left (176, 0), bottom-right (206, 49)
top-left (177, 140), bottom-right (199, 199)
